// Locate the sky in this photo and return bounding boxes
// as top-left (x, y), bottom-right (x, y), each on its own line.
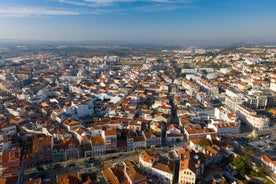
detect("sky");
top-left (0, 0), bottom-right (276, 44)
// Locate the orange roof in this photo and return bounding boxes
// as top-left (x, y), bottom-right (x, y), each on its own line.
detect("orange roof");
top-left (0, 176), bottom-right (18, 184)
top-left (263, 155), bottom-right (272, 163)
top-left (24, 178), bottom-right (41, 184)
top-left (153, 160), bottom-right (174, 174)
top-left (91, 136), bottom-right (105, 146)
top-left (125, 166), bottom-right (147, 182)
top-left (57, 172), bottom-right (79, 184)
top-left (105, 128), bottom-right (116, 136)
top-left (102, 168), bottom-right (120, 184)
top-left (140, 151), bottom-right (156, 163)
top-left (39, 136), bottom-right (52, 146)
top-left (206, 146), bottom-right (218, 155)
top-left (2, 148), bottom-right (20, 167)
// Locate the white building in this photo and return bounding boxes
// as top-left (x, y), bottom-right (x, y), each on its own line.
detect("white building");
top-left (182, 79), bottom-right (199, 97)
top-left (261, 154), bottom-right (276, 174)
top-left (133, 135), bottom-right (146, 150)
top-left (139, 150), bottom-right (158, 177)
top-left (91, 135), bottom-right (106, 156)
top-left (235, 105), bottom-right (269, 130)
top-left (178, 149), bottom-right (196, 184)
top-left (214, 107), bottom-right (237, 122)
top-left (152, 160), bottom-right (174, 184)
top-left (207, 122), bottom-right (240, 135)
top-left (166, 124), bottom-right (184, 142)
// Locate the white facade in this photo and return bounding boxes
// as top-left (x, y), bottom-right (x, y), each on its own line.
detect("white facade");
top-left (134, 136), bottom-right (146, 150)
top-left (235, 105), bottom-right (269, 130)
top-left (270, 82), bottom-right (276, 92)
top-left (182, 79), bottom-right (199, 97)
top-left (91, 144), bottom-right (106, 156)
top-left (179, 168), bottom-right (196, 184)
top-left (215, 107), bottom-right (237, 122)
top-left (152, 164), bottom-right (173, 184)
top-left (207, 122), bottom-right (240, 135)
top-left (166, 125), bottom-right (184, 142)
top-left (261, 155), bottom-right (276, 174)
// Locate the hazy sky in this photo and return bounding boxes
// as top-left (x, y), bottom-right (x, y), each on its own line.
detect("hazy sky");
top-left (0, 0), bottom-right (276, 44)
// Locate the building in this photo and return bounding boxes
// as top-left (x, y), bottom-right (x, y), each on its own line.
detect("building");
top-left (166, 124), bottom-right (184, 142)
top-left (133, 135), bottom-right (146, 150)
top-left (52, 140), bottom-right (66, 162)
top-left (235, 104), bottom-right (269, 130)
top-left (139, 151), bottom-right (158, 177)
top-left (143, 130), bottom-right (162, 148)
top-left (91, 135), bottom-right (106, 156)
top-left (56, 172), bottom-right (80, 184)
top-left (104, 127), bottom-right (117, 152)
top-left (225, 88), bottom-right (245, 110)
top-left (184, 126), bottom-right (217, 141)
top-left (152, 160), bottom-right (174, 184)
top-left (64, 137), bottom-right (80, 160)
top-left (261, 154), bottom-right (276, 174)
top-left (178, 149), bottom-right (196, 184)
top-left (182, 79), bottom-right (199, 97)
top-left (207, 122), bottom-right (240, 135)
top-left (243, 90), bottom-right (276, 109)
top-left (124, 160), bottom-right (148, 184)
top-left (39, 136), bottom-right (53, 163)
top-left (214, 107), bottom-right (237, 123)
top-left (196, 78), bottom-right (218, 95)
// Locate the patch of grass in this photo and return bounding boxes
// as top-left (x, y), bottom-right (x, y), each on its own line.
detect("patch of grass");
top-left (265, 179), bottom-right (274, 184)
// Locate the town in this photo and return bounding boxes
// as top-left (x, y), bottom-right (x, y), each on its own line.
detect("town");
top-left (0, 44), bottom-right (275, 184)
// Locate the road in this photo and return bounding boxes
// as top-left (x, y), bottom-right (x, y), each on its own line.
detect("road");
top-left (22, 145), bottom-right (173, 182)
top-left (234, 124), bottom-right (276, 139)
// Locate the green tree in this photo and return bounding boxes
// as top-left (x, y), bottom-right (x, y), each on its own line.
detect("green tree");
top-left (232, 156), bottom-right (248, 175)
top-left (199, 138), bottom-right (212, 148)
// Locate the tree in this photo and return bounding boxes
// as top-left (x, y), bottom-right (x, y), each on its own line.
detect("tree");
top-left (199, 138), bottom-right (212, 148)
top-left (232, 156), bottom-right (248, 175)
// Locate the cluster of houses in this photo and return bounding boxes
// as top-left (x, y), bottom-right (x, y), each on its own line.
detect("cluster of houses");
top-left (0, 46), bottom-right (275, 183)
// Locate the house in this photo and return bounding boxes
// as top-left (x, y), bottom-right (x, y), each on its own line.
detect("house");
top-left (39, 136), bottom-right (53, 163)
top-left (102, 168), bottom-right (120, 184)
top-left (214, 107), bottom-right (237, 122)
top-left (178, 149), bottom-right (196, 184)
top-left (127, 135), bottom-right (134, 151)
top-left (152, 160), bottom-right (174, 184)
top-left (133, 135), bottom-right (146, 150)
top-left (104, 126), bottom-right (117, 152)
top-left (117, 139), bottom-right (127, 152)
top-left (166, 124), bottom-right (184, 142)
top-left (182, 79), bottom-right (199, 97)
top-left (207, 122), bottom-right (240, 135)
top-left (123, 160), bottom-right (148, 184)
top-left (261, 154), bottom-right (276, 174)
top-left (184, 126), bottom-right (217, 141)
top-left (52, 139), bottom-right (66, 162)
top-left (64, 137), bottom-right (80, 160)
top-left (91, 135), bottom-right (106, 156)
top-left (56, 171), bottom-right (80, 184)
top-left (143, 130), bottom-right (162, 148)
top-left (139, 151), bottom-right (158, 177)
top-left (0, 176), bottom-right (19, 184)
top-left (2, 147), bottom-right (20, 169)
